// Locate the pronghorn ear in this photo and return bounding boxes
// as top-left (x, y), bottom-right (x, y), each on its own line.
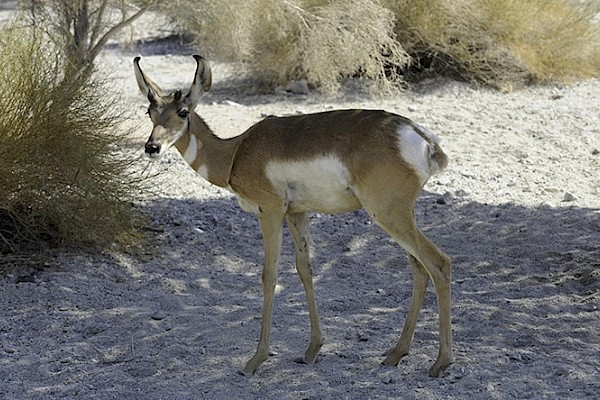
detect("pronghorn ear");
top-left (185, 55), bottom-right (212, 108)
top-left (133, 56), bottom-right (165, 100)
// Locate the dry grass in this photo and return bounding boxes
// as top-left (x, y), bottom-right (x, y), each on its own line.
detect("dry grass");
top-left (249, 0), bottom-right (409, 93)
top-left (161, 0), bottom-right (600, 91)
top-left (160, 0), bottom-right (409, 93)
top-left (0, 22), bottom-right (144, 253)
top-left (388, 0), bottom-right (600, 88)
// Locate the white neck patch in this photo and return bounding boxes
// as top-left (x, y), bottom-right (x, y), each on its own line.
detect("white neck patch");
top-left (197, 164), bottom-right (209, 181)
top-left (183, 133), bottom-right (198, 165)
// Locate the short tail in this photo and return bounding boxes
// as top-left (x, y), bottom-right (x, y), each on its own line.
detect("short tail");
top-left (414, 124), bottom-right (449, 176)
top-left (428, 142), bottom-right (448, 175)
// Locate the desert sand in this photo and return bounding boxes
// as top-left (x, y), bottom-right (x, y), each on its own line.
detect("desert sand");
top-left (1, 7), bottom-right (599, 400)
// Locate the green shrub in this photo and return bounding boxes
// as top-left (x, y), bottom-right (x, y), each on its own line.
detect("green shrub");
top-left (0, 22), bottom-right (143, 253)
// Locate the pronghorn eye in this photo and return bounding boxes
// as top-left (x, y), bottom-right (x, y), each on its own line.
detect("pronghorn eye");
top-left (177, 109), bottom-right (189, 119)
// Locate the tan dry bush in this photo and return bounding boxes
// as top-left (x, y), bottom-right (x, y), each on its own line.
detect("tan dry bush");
top-left (160, 0), bottom-right (410, 93)
top-left (158, 0), bottom-right (600, 90)
top-left (0, 23), bottom-right (143, 253)
top-left (157, 0), bottom-right (253, 62)
top-left (386, 0), bottom-right (600, 87)
top-left (247, 0), bottom-right (410, 93)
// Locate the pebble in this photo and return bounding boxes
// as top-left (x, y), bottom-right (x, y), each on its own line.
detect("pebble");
top-left (222, 100), bottom-right (242, 107)
top-left (274, 79), bottom-right (309, 95)
top-left (514, 150), bottom-right (529, 159)
top-left (554, 366), bottom-right (571, 376)
top-left (151, 311), bottom-right (167, 321)
top-left (562, 192), bottom-right (576, 202)
top-left (436, 191), bottom-right (454, 205)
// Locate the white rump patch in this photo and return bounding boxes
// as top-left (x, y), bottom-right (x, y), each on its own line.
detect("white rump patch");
top-left (265, 155), bottom-right (360, 214)
top-left (397, 125), bottom-right (436, 183)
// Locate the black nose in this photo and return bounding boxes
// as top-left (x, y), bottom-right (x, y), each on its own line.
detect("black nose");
top-left (145, 142), bottom-right (161, 156)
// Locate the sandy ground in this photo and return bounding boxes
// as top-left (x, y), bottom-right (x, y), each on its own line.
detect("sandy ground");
top-left (1, 8), bottom-right (600, 400)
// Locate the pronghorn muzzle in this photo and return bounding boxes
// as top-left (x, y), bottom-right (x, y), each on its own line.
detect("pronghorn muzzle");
top-left (145, 138), bottom-right (161, 157)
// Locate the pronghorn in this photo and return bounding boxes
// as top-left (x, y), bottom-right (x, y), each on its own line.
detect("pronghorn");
top-left (133, 55), bottom-right (453, 377)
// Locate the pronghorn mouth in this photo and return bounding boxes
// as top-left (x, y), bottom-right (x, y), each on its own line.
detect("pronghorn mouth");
top-left (146, 152), bottom-right (161, 159)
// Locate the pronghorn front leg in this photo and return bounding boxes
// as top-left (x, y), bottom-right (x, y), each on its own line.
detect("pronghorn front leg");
top-left (286, 212), bottom-right (323, 364)
top-left (241, 211), bottom-right (284, 375)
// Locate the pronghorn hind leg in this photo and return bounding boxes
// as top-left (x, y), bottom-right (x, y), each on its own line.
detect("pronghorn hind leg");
top-left (286, 212), bottom-right (324, 364)
top-left (379, 217), bottom-right (453, 376)
top-left (383, 254), bottom-right (429, 366)
top-left (241, 211), bottom-right (284, 375)
top-left (361, 189), bottom-right (453, 377)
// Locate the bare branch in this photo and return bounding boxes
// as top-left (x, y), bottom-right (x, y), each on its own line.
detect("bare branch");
top-left (89, 0), bottom-right (157, 62)
top-left (89, 0), bottom-right (109, 47)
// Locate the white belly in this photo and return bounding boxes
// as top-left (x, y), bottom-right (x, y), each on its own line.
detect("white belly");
top-left (265, 155), bottom-right (360, 214)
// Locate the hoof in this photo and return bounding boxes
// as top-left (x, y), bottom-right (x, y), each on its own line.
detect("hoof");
top-left (428, 359), bottom-right (453, 377)
top-left (294, 357), bottom-right (308, 365)
top-left (382, 349), bottom-right (407, 367)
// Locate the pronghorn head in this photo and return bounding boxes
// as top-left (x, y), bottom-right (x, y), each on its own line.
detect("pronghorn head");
top-left (133, 55), bottom-right (212, 158)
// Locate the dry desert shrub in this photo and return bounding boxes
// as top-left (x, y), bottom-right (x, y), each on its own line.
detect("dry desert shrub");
top-left (249, 0), bottom-right (410, 93)
top-left (160, 0), bottom-right (410, 93)
top-left (162, 0), bottom-right (600, 91)
top-left (387, 0), bottom-right (600, 87)
top-left (157, 0), bottom-right (253, 62)
top-left (0, 23), bottom-right (143, 253)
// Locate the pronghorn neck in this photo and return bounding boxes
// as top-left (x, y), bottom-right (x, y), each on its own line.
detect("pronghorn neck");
top-left (174, 112), bottom-right (240, 188)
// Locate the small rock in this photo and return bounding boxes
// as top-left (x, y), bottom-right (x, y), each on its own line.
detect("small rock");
top-left (288, 79), bottom-right (309, 95)
top-left (407, 105), bottom-right (418, 112)
top-left (15, 274), bottom-right (36, 284)
top-left (275, 80), bottom-right (309, 95)
top-left (151, 311), bottom-right (167, 321)
top-left (223, 100), bottom-right (242, 107)
top-left (562, 192), bottom-right (576, 202)
top-left (514, 150), bottom-right (529, 160)
top-left (444, 364), bottom-right (467, 383)
top-left (554, 366), bottom-right (571, 376)
top-left (436, 192), bottom-right (454, 205)
top-left (592, 149), bottom-right (599, 155)
top-left (435, 176), bottom-right (452, 186)
top-left (357, 332), bottom-right (369, 342)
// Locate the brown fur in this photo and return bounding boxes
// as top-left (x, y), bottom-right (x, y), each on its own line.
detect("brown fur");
top-left (134, 56), bottom-right (453, 377)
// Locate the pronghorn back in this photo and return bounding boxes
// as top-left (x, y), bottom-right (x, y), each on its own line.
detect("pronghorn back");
top-left (227, 109), bottom-right (447, 214)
